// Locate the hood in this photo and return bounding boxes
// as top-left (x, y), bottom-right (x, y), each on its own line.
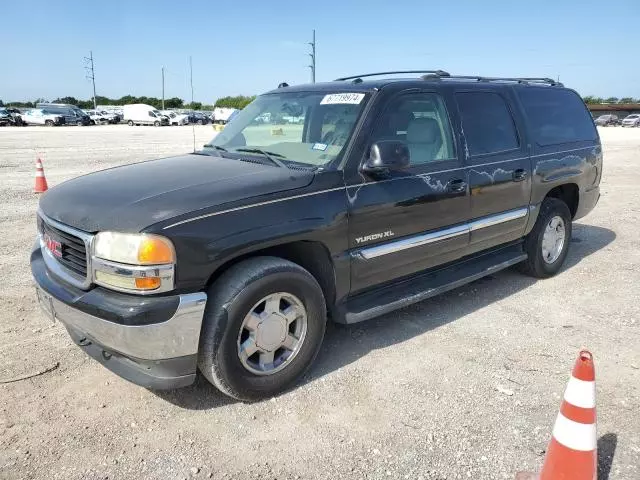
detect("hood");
top-left (39, 154), bottom-right (314, 232)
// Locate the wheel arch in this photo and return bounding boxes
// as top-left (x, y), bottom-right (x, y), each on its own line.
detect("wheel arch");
top-left (205, 240), bottom-right (337, 313)
top-left (544, 183), bottom-right (579, 219)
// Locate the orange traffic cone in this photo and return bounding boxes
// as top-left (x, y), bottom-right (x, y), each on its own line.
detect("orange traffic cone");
top-left (34, 157), bottom-right (48, 193)
top-left (518, 350), bottom-right (597, 479)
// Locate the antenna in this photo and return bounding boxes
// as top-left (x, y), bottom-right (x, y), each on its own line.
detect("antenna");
top-left (190, 56), bottom-right (196, 153)
top-left (161, 66), bottom-right (165, 111)
top-left (83, 51), bottom-right (97, 109)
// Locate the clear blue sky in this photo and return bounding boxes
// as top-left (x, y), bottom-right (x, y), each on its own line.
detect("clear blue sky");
top-left (2, 0), bottom-right (639, 103)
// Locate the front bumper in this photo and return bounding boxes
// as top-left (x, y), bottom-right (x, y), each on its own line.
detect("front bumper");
top-left (31, 245), bottom-right (207, 389)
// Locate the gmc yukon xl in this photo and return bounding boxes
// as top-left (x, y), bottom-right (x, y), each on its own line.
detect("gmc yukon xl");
top-left (31, 71), bottom-right (602, 400)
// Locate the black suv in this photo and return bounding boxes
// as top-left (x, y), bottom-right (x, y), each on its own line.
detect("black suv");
top-left (31, 71), bottom-right (602, 400)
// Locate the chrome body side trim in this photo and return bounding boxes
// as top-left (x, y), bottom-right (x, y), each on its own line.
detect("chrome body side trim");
top-left (468, 207), bottom-right (528, 232)
top-left (41, 291), bottom-right (207, 360)
top-left (358, 207), bottom-right (530, 259)
top-left (37, 209), bottom-right (94, 290)
top-left (359, 224), bottom-right (468, 259)
top-left (92, 257), bottom-right (175, 295)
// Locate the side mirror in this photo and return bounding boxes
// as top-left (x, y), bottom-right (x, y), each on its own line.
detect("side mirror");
top-left (361, 141), bottom-right (410, 177)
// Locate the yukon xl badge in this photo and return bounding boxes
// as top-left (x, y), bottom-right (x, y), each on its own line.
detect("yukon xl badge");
top-left (355, 231), bottom-right (394, 244)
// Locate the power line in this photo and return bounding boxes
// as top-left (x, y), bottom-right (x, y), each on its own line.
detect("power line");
top-left (83, 51), bottom-right (97, 109)
top-left (308, 29), bottom-right (316, 83)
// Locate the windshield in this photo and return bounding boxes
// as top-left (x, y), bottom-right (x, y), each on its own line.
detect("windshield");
top-left (206, 91), bottom-right (369, 167)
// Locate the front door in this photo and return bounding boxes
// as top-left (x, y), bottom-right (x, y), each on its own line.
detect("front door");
top-left (346, 90), bottom-right (471, 294)
top-left (454, 89), bottom-right (532, 253)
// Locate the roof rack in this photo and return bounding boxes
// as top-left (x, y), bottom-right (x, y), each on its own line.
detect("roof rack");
top-left (442, 75), bottom-right (563, 87)
top-left (334, 70), bottom-right (450, 81)
top-left (333, 71), bottom-right (562, 87)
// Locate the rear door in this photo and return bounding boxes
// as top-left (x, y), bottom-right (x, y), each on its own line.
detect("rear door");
top-left (346, 89), bottom-right (471, 294)
top-left (454, 88), bottom-right (532, 254)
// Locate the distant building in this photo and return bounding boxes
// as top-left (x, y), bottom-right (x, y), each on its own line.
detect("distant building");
top-left (587, 103), bottom-right (640, 117)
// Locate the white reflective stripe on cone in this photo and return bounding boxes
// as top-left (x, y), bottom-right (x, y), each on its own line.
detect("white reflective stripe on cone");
top-left (552, 413), bottom-right (597, 451)
top-left (35, 171), bottom-right (45, 177)
top-left (563, 376), bottom-right (596, 409)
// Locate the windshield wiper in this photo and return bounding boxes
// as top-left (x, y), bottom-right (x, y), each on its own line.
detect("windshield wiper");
top-left (234, 148), bottom-right (288, 168)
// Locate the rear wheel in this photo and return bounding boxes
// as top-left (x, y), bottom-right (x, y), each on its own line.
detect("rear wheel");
top-left (519, 197), bottom-right (572, 278)
top-left (45, 120), bottom-right (53, 127)
top-left (198, 119), bottom-right (204, 125)
top-left (198, 257), bottom-right (327, 401)
top-left (154, 121), bottom-right (160, 127)
top-left (127, 120), bottom-right (134, 126)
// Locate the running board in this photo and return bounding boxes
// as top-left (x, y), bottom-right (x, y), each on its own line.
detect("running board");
top-left (341, 244), bottom-right (527, 324)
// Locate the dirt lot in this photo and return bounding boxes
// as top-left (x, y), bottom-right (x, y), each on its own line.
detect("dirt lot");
top-left (1, 125), bottom-right (639, 480)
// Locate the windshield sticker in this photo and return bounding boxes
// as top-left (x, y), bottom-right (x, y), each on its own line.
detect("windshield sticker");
top-left (320, 93), bottom-right (365, 105)
top-left (312, 143), bottom-right (328, 151)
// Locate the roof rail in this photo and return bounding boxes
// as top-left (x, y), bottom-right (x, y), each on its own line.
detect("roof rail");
top-left (432, 75), bottom-right (563, 87)
top-left (334, 70), bottom-right (450, 81)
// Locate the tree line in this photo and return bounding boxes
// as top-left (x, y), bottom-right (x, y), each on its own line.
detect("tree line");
top-left (582, 96), bottom-right (640, 105)
top-left (0, 95), bottom-right (256, 110)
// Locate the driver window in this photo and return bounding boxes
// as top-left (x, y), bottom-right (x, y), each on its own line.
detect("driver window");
top-left (371, 93), bottom-right (455, 166)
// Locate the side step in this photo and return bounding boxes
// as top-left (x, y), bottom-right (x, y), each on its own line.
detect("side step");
top-left (342, 244), bottom-right (527, 324)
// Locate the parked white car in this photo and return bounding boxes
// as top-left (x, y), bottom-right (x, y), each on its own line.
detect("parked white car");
top-left (20, 109), bottom-right (64, 126)
top-left (84, 110), bottom-right (110, 125)
top-left (212, 107), bottom-right (238, 124)
top-left (161, 111), bottom-right (189, 126)
top-left (123, 104), bottom-right (169, 126)
top-left (621, 114), bottom-right (640, 127)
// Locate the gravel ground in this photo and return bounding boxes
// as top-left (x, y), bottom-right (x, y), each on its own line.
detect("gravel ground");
top-left (0, 125), bottom-right (638, 480)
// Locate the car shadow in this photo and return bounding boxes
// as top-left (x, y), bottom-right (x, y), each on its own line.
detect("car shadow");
top-left (152, 224), bottom-right (615, 409)
top-left (598, 433), bottom-right (617, 480)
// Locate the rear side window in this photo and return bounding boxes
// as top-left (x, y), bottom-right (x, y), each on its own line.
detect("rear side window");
top-left (517, 88), bottom-right (597, 146)
top-left (456, 92), bottom-right (519, 156)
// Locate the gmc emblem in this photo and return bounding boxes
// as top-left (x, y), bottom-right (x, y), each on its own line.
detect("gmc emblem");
top-left (43, 234), bottom-right (62, 258)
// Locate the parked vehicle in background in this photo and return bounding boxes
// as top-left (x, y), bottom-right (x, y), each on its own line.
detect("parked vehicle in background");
top-left (31, 72), bottom-right (602, 400)
top-left (594, 114), bottom-right (620, 126)
top-left (0, 107), bottom-right (24, 126)
top-left (36, 103), bottom-right (91, 126)
top-left (189, 111), bottom-right (210, 125)
top-left (212, 107), bottom-right (238, 124)
top-left (84, 110), bottom-right (110, 125)
top-left (20, 108), bottom-right (65, 126)
top-left (161, 110), bottom-right (189, 126)
top-left (621, 114), bottom-right (640, 127)
top-left (97, 106), bottom-right (124, 122)
top-left (123, 104), bottom-right (169, 126)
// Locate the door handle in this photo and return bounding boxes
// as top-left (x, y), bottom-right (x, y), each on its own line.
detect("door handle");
top-left (447, 179), bottom-right (467, 193)
top-left (513, 169), bottom-right (528, 182)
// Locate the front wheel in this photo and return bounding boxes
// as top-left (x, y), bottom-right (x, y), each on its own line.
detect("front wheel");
top-left (127, 120), bottom-right (134, 126)
top-left (154, 121), bottom-right (160, 127)
top-left (44, 120), bottom-right (54, 127)
top-left (519, 198), bottom-right (572, 278)
top-left (198, 257), bottom-right (326, 401)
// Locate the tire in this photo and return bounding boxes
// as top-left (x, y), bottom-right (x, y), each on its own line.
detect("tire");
top-left (127, 120), bottom-right (134, 126)
top-left (198, 119), bottom-right (204, 125)
top-left (518, 197), bottom-right (572, 278)
top-left (198, 256), bottom-right (327, 401)
top-left (45, 120), bottom-right (53, 127)
top-left (154, 121), bottom-right (160, 127)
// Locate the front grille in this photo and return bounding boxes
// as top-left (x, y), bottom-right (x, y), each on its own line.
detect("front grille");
top-left (39, 217), bottom-right (88, 277)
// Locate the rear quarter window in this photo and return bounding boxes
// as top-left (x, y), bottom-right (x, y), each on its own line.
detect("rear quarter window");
top-left (517, 88), bottom-right (597, 146)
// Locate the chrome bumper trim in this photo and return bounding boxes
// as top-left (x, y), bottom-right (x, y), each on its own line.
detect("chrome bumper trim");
top-left (40, 290), bottom-right (207, 360)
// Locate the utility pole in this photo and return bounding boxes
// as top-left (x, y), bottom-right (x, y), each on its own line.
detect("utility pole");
top-left (161, 66), bottom-right (165, 110)
top-left (308, 29), bottom-right (316, 83)
top-left (84, 51), bottom-right (97, 109)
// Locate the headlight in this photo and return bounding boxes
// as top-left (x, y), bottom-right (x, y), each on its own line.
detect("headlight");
top-left (94, 232), bottom-right (175, 265)
top-left (92, 232), bottom-right (175, 294)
